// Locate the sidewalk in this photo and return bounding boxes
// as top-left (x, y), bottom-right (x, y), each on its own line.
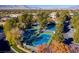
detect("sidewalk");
top-left (17, 45), bottom-right (31, 53)
top-left (11, 47), bottom-right (18, 53)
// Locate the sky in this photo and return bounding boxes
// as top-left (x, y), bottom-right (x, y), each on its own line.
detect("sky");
top-left (27, 5), bottom-right (76, 9)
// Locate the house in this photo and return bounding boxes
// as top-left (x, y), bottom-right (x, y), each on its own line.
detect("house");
top-left (49, 12), bottom-right (56, 20)
top-left (0, 16), bottom-right (10, 26)
top-left (1, 16), bottom-right (10, 22)
top-left (49, 12), bottom-right (59, 23)
top-left (70, 12), bottom-right (74, 18)
top-left (9, 14), bottom-right (22, 18)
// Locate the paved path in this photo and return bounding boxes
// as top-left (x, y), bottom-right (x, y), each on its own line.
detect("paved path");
top-left (11, 47), bottom-right (18, 53)
top-left (17, 45), bottom-right (31, 53)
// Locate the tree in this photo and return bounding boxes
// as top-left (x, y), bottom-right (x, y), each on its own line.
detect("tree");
top-left (18, 13), bottom-right (33, 29)
top-left (4, 18), bottom-right (22, 46)
top-left (56, 11), bottom-right (60, 17)
top-left (36, 40), bottom-right (70, 53)
top-left (52, 16), bottom-right (65, 41)
top-left (4, 18), bottom-right (16, 33)
top-left (71, 15), bottom-right (79, 43)
top-left (37, 11), bottom-right (49, 29)
top-left (36, 44), bottom-right (48, 53)
top-left (49, 40), bottom-right (70, 53)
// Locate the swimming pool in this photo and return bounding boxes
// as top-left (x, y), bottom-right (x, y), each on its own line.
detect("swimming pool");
top-left (24, 22), bottom-right (56, 47)
top-left (32, 24), bottom-right (56, 46)
top-left (47, 23), bottom-right (56, 31)
top-left (32, 34), bottom-right (51, 46)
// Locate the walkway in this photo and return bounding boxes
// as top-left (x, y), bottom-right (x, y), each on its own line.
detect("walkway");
top-left (11, 47), bottom-right (18, 53)
top-left (17, 45), bottom-right (31, 53)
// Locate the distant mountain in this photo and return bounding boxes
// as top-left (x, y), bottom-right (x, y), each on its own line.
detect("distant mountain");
top-left (27, 5), bottom-right (79, 10)
top-left (0, 5), bottom-right (79, 10)
top-left (69, 5), bottom-right (79, 10)
top-left (0, 5), bottom-right (30, 9)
